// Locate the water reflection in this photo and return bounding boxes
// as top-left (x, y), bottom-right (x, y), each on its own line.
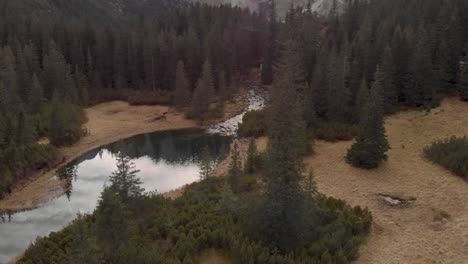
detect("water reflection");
top-left (0, 130), bottom-right (231, 263)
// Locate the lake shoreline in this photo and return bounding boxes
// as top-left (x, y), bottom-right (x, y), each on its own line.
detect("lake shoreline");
top-left (0, 89), bottom-right (250, 214)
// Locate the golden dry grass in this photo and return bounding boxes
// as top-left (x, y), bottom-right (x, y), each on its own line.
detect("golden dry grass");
top-left (304, 98), bottom-right (468, 264)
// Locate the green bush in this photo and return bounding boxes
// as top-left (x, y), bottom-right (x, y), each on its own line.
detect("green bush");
top-left (424, 136), bottom-right (468, 179)
top-left (127, 90), bottom-right (173, 106)
top-left (315, 122), bottom-right (359, 142)
top-left (238, 110), bottom-right (266, 137)
top-left (19, 175), bottom-right (372, 264)
top-left (49, 101), bottom-right (86, 146)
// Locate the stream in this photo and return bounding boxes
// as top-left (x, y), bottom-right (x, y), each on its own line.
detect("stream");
top-left (0, 87), bottom-right (267, 263)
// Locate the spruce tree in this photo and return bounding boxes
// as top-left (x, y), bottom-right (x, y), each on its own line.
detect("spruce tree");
top-left (28, 74), bottom-right (44, 112)
top-left (201, 60), bottom-right (215, 102)
top-left (191, 79), bottom-right (207, 119)
top-left (244, 138), bottom-right (257, 174)
top-left (459, 43), bottom-right (468, 101)
top-left (380, 47), bottom-right (398, 114)
top-left (260, 40), bottom-right (309, 252)
top-left (95, 185), bottom-right (134, 261)
top-left (0, 46), bottom-right (19, 107)
top-left (346, 72), bottom-right (390, 169)
top-left (109, 151), bottom-right (144, 203)
top-left (261, 0), bottom-right (276, 85)
top-left (199, 146), bottom-right (213, 180)
top-left (354, 78), bottom-right (369, 123)
top-left (228, 142), bottom-right (242, 193)
top-left (173, 61), bottom-right (191, 105)
top-left (406, 29), bottom-right (438, 107)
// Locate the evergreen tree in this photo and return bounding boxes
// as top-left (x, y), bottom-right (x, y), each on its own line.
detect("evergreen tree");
top-left (379, 47), bottom-right (399, 114)
top-left (28, 74), bottom-right (44, 112)
top-left (261, 0), bottom-right (277, 85)
top-left (199, 146), bottom-right (213, 179)
top-left (109, 151), bottom-right (144, 203)
top-left (327, 51), bottom-right (352, 123)
top-left (69, 215), bottom-right (100, 264)
top-left (260, 40), bottom-right (309, 252)
top-left (201, 60), bottom-right (215, 102)
top-left (0, 46), bottom-right (19, 108)
top-left (228, 142), bottom-right (242, 193)
top-left (173, 61), bottom-right (191, 105)
top-left (346, 72), bottom-right (390, 169)
top-left (244, 138), bottom-right (257, 175)
top-left (42, 42), bottom-right (74, 100)
top-left (191, 80), bottom-right (207, 119)
top-left (459, 43), bottom-right (468, 101)
top-left (95, 185), bottom-right (134, 261)
top-left (406, 30), bottom-right (438, 107)
top-left (354, 78), bottom-right (369, 123)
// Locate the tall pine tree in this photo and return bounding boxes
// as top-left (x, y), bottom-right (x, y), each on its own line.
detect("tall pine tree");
top-left (346, 71), bottom-right (390, 169)
top-left (260, 40), bottom-right (309, 252)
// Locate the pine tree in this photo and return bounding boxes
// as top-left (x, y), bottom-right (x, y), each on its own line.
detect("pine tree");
top-left (346, 72), bottom-right (390, 169)
top-left (380, 47), bottom-right (399, 114)
top-left (228, 142), bottom-right (242, 193)
top-left (260, 40), bottom-right (309, 252)
top-left (244, 138), bottom-right (257, 175)
top-left (73, 66), bottom-right (90, 105)
top-left (261, 0), bottom-right (276, 85)
top-left (0, 46), bottom-right (19, 107)
top-left (199, 146), bottom-right (213, 180)
top-left (95, 185), bottom-right (134, 261)
top-left (327, 51), bottom-right (352, 123)
top-left (406, 29), bottom-right (438, 108)
top-left (191, 79), bottom-right (207, 119)
top-left (69, 215), bottom-right (100, 264)
top-left (201, 60), bottom-right (215, 102)
top-left (459, 43), bottom-right (468, 101)
top-left (28, 74), bottom-right (44, 112)
top-left (354, 79), bottom-right (369, 123)
top-left (109, 151), bottom-right (144, 203)
top-left (173, 61), bottom-right (191, 105)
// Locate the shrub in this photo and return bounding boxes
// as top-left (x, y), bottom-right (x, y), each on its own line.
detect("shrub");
top-left (238, 110), bottom-right (266, 137)
top-left (19, 175), bottom-right (372, 264)
top-left (424, 136), bottom-right (468, 179)
top-left (127, 90), bottom-right (173, 106)
top-left (49, 101), bottom-right (86, 146)
top-left (315, 122), bottom-right (359, 142)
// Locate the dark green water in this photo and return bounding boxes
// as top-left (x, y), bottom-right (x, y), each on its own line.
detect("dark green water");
top-left (0, 130), bottom-right (231, 262)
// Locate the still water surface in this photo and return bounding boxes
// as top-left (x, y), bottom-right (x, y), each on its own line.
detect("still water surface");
top-left (0, 130), bottom-right (231, 263)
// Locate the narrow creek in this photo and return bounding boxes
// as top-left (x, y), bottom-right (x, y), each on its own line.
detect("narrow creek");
top-left (0, 88), bottom-right (266, 263)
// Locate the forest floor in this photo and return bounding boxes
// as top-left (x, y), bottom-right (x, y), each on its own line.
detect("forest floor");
top-left (0, 90), bottom-right (248, 213)
top-left (304, 98), bottom-right (468, 264)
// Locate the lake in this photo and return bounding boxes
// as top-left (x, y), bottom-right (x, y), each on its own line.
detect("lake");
top-left (0, 130), bottom-right (231, 263)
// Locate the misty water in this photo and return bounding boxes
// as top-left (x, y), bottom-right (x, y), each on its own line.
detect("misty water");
top-left (0, 130), bottom-right (231, 263)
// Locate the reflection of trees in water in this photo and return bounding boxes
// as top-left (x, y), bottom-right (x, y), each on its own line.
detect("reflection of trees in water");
top-left (57, 165), bottom-right (78, 200)
top-left (56, 130), bottom-right (231, 201)
top-left (0, 210), bottom-right (12, 223)
top-left (105, 131), bottom-right (231, 165)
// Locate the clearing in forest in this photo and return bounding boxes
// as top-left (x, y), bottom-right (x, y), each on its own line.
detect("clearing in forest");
top-left (305, 98), bottom-right (468, 264)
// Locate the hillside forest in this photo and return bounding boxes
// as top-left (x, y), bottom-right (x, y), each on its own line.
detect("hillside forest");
top-left (1, 0), bottom-right (468, 263)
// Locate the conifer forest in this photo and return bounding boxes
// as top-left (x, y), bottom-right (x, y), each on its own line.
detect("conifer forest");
top-left (0, 0), bottom-right (467, 263)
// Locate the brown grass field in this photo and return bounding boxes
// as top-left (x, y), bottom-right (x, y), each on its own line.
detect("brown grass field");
top-left (305, 98), bottom-right (468, 264)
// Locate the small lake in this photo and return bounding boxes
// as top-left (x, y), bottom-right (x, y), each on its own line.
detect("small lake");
top-left (0, 130), bottom-right (231, 263)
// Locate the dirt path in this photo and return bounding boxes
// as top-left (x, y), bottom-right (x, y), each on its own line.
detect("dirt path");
top-left (0, 90), bottom-right (249, 212)
top-left (304, 98), bottom-right (468, 264)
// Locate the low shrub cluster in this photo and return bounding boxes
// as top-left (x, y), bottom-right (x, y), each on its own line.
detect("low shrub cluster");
top-left (315, 122), bottom-right (359, 142)
top-left (424, 136), bottom-right (468, 179)
top-left (19, 175), bottom-right (371, 264)
top-left (238, 110), bottom-right (266, 137)
top-left (127, 90), bottom-right (173, 106)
